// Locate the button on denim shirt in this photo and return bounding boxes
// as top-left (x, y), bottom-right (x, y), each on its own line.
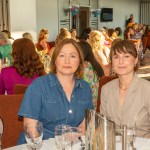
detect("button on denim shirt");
top-left (17, 73), bottom-right (92, 144)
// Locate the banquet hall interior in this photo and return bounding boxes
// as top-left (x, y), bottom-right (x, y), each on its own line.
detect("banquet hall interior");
top-left (0, 0), bottom-right (150, 149)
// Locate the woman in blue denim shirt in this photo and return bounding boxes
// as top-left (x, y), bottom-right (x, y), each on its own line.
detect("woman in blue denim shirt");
top-left (17, 38), bottom-right (93, 144)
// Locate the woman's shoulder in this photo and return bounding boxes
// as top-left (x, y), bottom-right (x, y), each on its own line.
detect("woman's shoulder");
top-left (1, 66), bottom-right (16, 74)
top-left (102, 78), bottom-right (118, 89)
top-left (139, 77), bottom-right (150, 88)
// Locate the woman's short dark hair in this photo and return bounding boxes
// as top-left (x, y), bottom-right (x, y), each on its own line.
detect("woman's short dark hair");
top-left (110, 39), bottom-right (138, 71)
top-left (50, 39), bottom-right (84, 79)
top-left (12, 38), bottom-right (45, 78)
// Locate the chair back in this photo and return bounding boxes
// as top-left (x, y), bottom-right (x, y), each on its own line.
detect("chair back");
top-left (96, 76), bottom-right (117, 113)
top-left (0, 94), bottom-right (24, 149)
top-left (142, 36), bottom-right (148, 54)
top-left (13, 84), bottom-right (28, 94)
top-left (0, 118), bottom-right (4, 138)
top-left (0, 117), bottom-right (4, 150)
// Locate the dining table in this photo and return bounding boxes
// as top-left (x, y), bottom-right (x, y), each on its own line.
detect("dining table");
top-left (3, 136), bottom-right (150, 150)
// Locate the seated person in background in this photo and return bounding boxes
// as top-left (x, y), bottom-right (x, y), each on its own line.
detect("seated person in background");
top-left (107, 28), bottom-right (118, 40)
top-left (49, 29), bottom-right (71, 58)
top-left (78, 41), bottom-right (104, 109)
top-left (100, 39), bottom-right (150, 138)
top-left (126, 14), bottom-right (134, 27)
top-left (0, 38), bottom-right (45, 95)
top-left (22, 32), bottom-right (33, 42)
top-left (127, 18), bottom-right (134, 28)
top-left (115, 27), bottom-right (124, 39)
top-left (126, 27), bottom-right (144, 65)
top-left (1, 30), bottom-right (14, 43)
top-left (36, 28), bottom-right (51, 54)
top-left (17, 39), bottom-right (93, 144)
top-left (70, 28), bottom-right (78, 41)
top-left (0, 32), bottom-right (12, 65)
top-left (89, 30), bottom-right (111, 76)
top-left (79, 27), bottom-right (91, 42)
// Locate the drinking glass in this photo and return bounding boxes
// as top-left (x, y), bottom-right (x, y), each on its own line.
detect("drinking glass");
top-left (70, 127), bottom-right (82, 149)
top-left (24, 121), bottom-right (43, 150)
top-left (55, 125), bottom-right (71, 150)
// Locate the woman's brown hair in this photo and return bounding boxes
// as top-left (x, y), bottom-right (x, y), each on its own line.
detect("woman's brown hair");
top-left (12, 38), bottom-right (46, 78)
top-left (50, 38), bottom-right (84, 79)
top-left (110, 39), bottom-right (139, 72)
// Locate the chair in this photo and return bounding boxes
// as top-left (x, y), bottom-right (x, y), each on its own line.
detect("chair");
top-left (142, 36), bottom-right (148, 54)
top-left (13, 84), bottom-right (28, 94)
top-left (0, 94), bottom-right (24, 149)
top-left (96, 76), bottom-right (117, 113)
top-left (0, 117), bottom-right (4, 149)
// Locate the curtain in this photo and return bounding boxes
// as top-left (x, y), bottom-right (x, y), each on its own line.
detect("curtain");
top-left (0, 0), bottom-right (10, 31)
top-left (140, 1), bottom-right (150, 24)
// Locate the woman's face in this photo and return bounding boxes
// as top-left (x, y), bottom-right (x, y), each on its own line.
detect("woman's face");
top-left (55, 43), bottom-right (80, 77)
top-left (112, 51), bottom-right (138, 76)
top-left (44, 34), bottom-right (49, 41)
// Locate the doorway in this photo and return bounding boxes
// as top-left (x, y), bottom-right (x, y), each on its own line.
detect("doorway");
top-left (77, 6), bottom-right (90, 36)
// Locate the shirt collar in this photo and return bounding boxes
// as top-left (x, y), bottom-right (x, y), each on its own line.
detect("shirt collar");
top-left (48, 74), bottom-right (83, 88)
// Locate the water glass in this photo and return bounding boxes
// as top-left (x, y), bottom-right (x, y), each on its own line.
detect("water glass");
top-left (24, 121), bottom-right (43, 150)
top-left (55, 125), bottom-right (71, 150)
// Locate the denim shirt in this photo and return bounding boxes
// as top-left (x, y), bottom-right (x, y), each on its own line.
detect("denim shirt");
top-left (17, 73), bottom-right (92, 144)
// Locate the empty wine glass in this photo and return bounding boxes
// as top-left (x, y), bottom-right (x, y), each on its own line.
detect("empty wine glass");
top-left (24, 121), bottom-right (43, 150)
top-left (70, 127), bottom-right (82, 149)
top-left (55, 125), bottom-right (71, 150)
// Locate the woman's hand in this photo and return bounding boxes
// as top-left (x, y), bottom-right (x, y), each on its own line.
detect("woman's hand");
top-left (78, 119), bottom-right (85, 135)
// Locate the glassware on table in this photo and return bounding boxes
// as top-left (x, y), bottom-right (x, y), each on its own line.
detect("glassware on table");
top-left (70, 127), bottom-right (82, 150)
top-left (24, 121), bottom-right (43, 150)
top-left (55, 125), bottom-right (71, 150)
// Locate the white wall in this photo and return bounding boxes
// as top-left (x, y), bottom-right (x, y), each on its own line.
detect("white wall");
top-left (98, 0), bottom-right (140, 31)
top-left (9, 0), bottom-right (37, 42)
top-left (36, 0), bottom-right (58, 41)
top-left (9, 0), bottom-right (141, 42)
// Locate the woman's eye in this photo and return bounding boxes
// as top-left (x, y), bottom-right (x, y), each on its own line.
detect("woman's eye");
top-left (113, 55), bottom-right (118, 59)
top-left (124, 55), bottom-right (130, 58)
top-left (70, 55), bottom-right (76, 58)
top-left (59, 54), bottom-right (65, 57)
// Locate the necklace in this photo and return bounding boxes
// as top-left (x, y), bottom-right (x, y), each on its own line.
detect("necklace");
top-left (119, 81), bottom-right (127, 90)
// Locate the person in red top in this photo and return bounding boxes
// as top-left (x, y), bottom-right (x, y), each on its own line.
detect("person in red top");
top-left (36, 29), bottom-right (51, 54)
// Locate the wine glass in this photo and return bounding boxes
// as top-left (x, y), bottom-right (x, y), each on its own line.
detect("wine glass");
top-left (70, 127), bottom-right (82, 149)
top-left (24, 121), bottom-right (43, 150)
top-left (55, 125), bottom-right (71, 150)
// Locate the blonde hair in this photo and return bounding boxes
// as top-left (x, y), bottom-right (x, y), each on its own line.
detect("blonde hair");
top-left (0, 32), bottom-right (10, 44)
top-left (56, 30), bottom-right (71, 45)
top-left (22, 32), bottom-right (33, 42)
top-left (38, 29), bottom-right (49, 42)
top-left (89, 30), bottom-right (104, 50)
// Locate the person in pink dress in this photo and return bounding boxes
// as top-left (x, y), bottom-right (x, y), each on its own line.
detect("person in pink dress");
top-left (0, 38), bottom-right (46, 94)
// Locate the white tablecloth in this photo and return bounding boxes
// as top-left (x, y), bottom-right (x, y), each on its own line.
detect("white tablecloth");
top-left (4, 136), bottom-right (150, 150)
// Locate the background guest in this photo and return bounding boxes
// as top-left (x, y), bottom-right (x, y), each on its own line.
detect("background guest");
top-left (0, 32), bottom-right (12, 65)
top-left (36, 28), bottom-right (51, 54)
top-left (78, 41), bottom-right (104, 108)
top-left (0, 38), bottom-right (45, 94)
top-left (89, 30), bottom-right (110, 75)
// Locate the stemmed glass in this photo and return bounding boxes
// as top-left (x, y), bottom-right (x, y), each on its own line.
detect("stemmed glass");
top-left (55, 125), bottom-right (71, 150)
top-left (24, 121), bottom-right (43, 150)
top-left (70, 127), bottom-right (82, 149)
